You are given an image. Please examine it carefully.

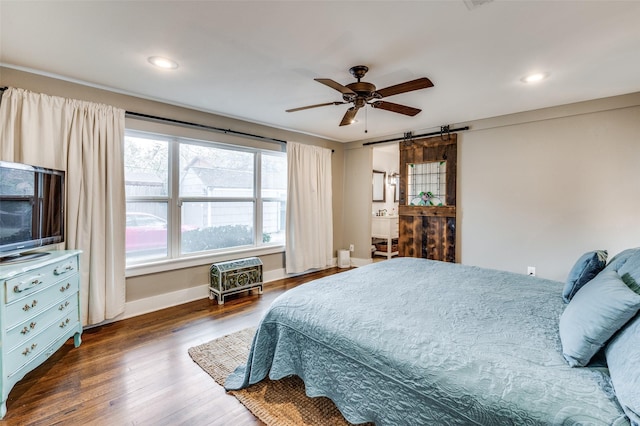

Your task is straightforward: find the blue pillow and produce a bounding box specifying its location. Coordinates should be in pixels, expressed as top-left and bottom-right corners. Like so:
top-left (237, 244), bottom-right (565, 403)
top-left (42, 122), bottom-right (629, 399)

top-left (559, 269), bottom-right (640, 367)
top-left (562, 250), bottom-right (607, 303)
top-left (605, 247), bottom-right (640, 273)
top-left (605, 311), bottom-right (640, 426)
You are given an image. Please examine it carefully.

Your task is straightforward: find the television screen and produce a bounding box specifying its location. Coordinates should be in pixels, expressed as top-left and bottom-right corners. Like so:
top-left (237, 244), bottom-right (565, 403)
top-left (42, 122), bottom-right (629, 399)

top-left (0, 161), bottom-right (65, 262)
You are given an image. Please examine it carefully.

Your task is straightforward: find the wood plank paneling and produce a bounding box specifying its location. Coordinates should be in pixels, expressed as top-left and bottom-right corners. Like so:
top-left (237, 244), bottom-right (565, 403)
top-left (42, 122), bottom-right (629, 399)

top-left (398, 134), bottom-right (457, 262)
top-left (397, 205), bottom-right (456, 218)
top-left (399, 216), bottom-right (455, 262)
top-left (423, 216), bottom-right (456, 262)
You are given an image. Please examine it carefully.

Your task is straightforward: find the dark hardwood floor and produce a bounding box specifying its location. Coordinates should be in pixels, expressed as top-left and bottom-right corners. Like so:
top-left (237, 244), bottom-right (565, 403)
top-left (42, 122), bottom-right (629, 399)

top-left (2, 267), bottom-right (349, 426)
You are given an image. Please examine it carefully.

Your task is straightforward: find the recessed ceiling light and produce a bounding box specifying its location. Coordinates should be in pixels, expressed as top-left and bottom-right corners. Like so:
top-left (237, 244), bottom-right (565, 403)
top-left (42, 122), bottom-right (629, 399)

top-left (148, 56), bottom-right (179, 70)
top-left (521, 72), bottom-right (549, 83)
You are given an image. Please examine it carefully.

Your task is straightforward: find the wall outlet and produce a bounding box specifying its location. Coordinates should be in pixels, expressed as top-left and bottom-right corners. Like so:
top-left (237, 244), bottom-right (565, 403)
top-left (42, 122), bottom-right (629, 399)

top-left (349, 244), bottom-right (354, 252)
top-left (527, 266), bottom-right (536, 276)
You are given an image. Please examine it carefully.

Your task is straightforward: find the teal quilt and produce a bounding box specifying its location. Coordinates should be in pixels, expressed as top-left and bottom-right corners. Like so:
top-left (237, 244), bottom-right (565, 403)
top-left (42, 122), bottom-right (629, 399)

top-left (226, 258), bottom-right (628, 425)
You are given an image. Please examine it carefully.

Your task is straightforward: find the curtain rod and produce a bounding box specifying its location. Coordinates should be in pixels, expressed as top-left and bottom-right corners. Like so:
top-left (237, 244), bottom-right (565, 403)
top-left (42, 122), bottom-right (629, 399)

top-left (1, 93), bottom-right (332, 152)
top-left (0, 87), bottom-right (286, 145)
top-left (362, 125), bottom-right (470, 146)
top-left (125, 111), bottom-right (287, 146)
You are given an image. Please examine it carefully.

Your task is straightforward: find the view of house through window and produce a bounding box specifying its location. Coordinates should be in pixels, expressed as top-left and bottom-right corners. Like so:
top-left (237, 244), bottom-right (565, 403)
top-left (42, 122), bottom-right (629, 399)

top-left (124, 131), bottom-right (286, 265)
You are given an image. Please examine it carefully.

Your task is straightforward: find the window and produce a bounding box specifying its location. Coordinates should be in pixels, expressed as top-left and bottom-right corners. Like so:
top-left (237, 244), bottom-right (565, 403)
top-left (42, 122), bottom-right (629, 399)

top-left (407, 161), bottom-right (446, 206)
top-left (124, 131), bottom-right (286, 265)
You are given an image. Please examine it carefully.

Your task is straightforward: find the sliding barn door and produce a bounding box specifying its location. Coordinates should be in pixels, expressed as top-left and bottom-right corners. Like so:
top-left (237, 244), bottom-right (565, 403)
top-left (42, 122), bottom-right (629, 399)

top-left (398, 134), bottom-right (457, 262)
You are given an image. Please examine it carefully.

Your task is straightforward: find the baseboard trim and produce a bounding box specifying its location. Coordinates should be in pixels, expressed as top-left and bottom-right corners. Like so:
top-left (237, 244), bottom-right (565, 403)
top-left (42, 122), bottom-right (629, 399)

top-left (109, 260), bottom-right (370, 325)
top-left (350, 257), bottom-right (372, 268)
top-left (115, 267), bottom-right (288, 322)
top-left (120, 284), bottom-right (206, 321)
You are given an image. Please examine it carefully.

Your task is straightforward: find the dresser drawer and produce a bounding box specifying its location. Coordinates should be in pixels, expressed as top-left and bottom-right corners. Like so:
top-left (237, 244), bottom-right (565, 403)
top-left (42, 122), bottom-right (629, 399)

top-left (4, 257), bottom-right (79, 304)
top-left (5, 306), bottom-right (80, 378)
top-left (5, 292), bottom-right (78, 352)
top-left (5, 274), bottom-right (79, 329)
top-left (0, 250), bottom-right (82, 419)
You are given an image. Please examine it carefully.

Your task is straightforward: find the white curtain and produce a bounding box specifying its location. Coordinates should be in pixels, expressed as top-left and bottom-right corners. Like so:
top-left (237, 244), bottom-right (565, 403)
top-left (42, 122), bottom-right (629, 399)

top-left (0, 87), bottom-right (126, 325)
top-left (285, 142), bottom-right (333, 274)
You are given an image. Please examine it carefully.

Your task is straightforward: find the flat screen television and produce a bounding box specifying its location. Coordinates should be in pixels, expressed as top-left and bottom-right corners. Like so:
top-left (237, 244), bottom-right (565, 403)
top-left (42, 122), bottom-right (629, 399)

top-left (0, 160), bottom-right (65, 263)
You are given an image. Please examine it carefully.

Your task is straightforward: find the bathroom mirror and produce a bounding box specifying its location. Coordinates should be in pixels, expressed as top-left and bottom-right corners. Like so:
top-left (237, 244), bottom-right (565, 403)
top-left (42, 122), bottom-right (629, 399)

top-left (372, 170), bottom-right (386, 202)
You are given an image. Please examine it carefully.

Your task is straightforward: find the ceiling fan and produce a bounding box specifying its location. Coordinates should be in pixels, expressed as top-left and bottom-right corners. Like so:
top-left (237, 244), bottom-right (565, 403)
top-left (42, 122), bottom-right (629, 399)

top-left (286, 65), bottom-right (434, 127)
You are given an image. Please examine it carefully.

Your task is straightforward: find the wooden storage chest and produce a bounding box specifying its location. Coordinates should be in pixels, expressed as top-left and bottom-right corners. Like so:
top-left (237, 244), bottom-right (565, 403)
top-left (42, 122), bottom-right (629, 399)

top-left (209, 257), bottom-right (263, 304)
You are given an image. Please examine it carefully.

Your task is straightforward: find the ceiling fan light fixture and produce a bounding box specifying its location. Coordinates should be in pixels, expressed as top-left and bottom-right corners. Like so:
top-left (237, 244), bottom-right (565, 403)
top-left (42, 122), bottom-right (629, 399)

top-left (148, 56), bottom-right (179, 70)
top-left (289, 66), bottom-right (433, 127)
top-left (521, 72), bottom-right (549, 83)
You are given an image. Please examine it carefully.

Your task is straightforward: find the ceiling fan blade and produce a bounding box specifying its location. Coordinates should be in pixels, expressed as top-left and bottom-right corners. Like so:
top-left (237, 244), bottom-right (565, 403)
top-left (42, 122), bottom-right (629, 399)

top-left (375, 77), bottom-right (434, 98)
top-left (371, 101), bottom-right (421, 116)
top-left (339, 107), bottom-right (359, 126)
top-left (315, 78), bottom-right (357, 96)
top-left (286, 101), bottom-right (345, 113)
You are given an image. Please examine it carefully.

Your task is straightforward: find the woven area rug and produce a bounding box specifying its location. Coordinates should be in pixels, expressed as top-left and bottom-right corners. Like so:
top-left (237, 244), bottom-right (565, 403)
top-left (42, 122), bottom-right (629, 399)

top-left (188, 327), bottom-right (367, 426)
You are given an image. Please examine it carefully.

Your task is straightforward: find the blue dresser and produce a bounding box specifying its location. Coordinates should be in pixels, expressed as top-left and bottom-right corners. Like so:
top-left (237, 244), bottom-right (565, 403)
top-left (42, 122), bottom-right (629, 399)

top-left (0, 250), bottom-right (82, 418)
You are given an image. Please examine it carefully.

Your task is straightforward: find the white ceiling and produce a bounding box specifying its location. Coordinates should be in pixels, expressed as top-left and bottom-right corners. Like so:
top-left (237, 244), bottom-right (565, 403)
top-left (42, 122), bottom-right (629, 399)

top-left (1, 1), bottom-right (639, 143)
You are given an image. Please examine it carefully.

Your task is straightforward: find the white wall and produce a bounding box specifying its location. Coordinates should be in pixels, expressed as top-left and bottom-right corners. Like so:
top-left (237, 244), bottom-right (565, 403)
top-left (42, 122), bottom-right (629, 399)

top-left (460, 99), bottom-right (640, 280)
top-left (345, 92), bottom-right (640, 280)
top-left (342, 146), bottom-right (373, 263)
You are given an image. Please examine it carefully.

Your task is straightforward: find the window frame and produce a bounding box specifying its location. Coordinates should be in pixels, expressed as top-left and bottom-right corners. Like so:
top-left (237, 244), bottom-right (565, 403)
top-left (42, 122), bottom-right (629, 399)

top-left (124, 130), bottom-right (286, 276)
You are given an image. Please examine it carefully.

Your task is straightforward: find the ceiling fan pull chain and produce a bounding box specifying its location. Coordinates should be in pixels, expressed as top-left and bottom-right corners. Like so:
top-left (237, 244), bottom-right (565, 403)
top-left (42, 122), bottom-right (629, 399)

top-left (365, 106), bottom-right (368, 133)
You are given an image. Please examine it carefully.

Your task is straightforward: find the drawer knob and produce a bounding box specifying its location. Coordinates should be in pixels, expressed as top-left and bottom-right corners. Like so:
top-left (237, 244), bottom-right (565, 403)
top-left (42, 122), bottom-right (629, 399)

top-left (58, 301), bottom-right (70, 311)
top-left (22, 343), bottom-right (37, 356)
top-left (21, 322), bottom-right (37, 334)
top-left (60, 283), bottom-right (71, 292)
top-left (22, 300), bottom-right (37, 311)
top-left (59, 318), bottom-right (71, 328)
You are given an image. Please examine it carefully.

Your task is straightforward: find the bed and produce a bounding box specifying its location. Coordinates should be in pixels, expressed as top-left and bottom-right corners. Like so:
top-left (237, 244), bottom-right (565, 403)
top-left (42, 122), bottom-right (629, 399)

top-left (226, 250), bottom-right (640, 425)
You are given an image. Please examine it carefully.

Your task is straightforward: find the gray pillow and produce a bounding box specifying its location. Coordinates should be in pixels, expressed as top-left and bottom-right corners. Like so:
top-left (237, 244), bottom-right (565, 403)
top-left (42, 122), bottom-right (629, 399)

top-left (562, 250), bottom-right (607, 303)
top-left (605, 310), bottom-right (640, 426)
top-left (559, 269), bottom-right (640, 367)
